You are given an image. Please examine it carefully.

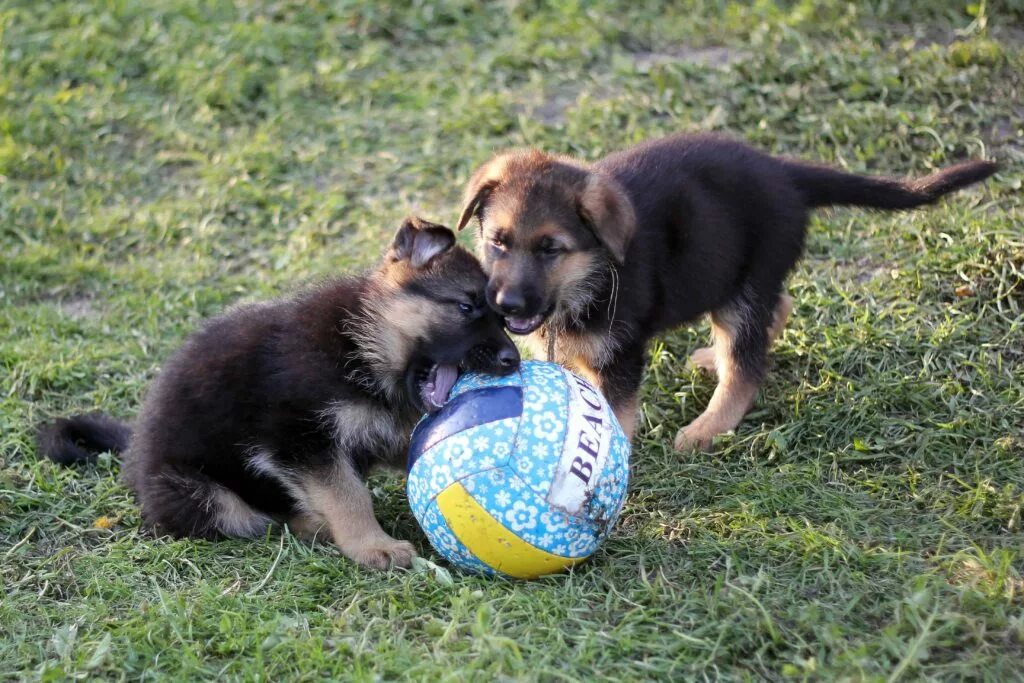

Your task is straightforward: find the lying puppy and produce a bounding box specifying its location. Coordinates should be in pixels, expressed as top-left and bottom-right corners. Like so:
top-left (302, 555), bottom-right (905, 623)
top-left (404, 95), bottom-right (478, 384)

top-left (455, 133), bottom-right (997, 449)
top-left (39, 217), bottom-right (519, 569)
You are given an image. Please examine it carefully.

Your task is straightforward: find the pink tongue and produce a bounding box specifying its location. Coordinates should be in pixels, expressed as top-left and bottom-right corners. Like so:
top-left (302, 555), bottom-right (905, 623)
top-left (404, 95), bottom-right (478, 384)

top-left (430, 364), bottom-right (459, 405)
top-left (508, 316), bottom-right (539, 330)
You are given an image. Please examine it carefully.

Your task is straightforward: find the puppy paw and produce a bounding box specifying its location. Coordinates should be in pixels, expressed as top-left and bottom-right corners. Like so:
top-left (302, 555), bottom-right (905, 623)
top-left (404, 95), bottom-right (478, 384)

top-left (687, 347), bottom-right (717, 375)
top-left (351, 537), bottom-right (417, 571)
top-left (674, 423), bottom-right (715, 452)
top-left (286, 513), bottom-right (328, 542)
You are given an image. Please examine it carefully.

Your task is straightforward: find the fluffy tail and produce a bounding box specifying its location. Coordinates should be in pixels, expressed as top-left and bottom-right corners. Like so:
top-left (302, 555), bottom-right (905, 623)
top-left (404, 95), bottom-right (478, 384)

top-left (37, 413), bottom-right (132, 465)
top-left (785, 158), bottom-right (998, 209)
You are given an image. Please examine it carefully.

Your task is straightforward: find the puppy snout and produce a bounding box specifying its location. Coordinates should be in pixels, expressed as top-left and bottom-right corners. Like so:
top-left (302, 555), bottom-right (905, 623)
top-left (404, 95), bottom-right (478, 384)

top-left (464, 343), bottom-right (520, 376)
top-left (492, 287), bottom-right (526, 316)
top-left (496, 343), bottom-right (520, 374)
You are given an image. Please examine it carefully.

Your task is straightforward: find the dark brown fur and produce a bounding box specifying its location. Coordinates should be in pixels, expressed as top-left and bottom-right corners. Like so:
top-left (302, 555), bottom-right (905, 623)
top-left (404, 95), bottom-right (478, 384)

top-left (457, 133), bottom-right (997, 448)
top-left (38, 217), bottom-right (519, 569)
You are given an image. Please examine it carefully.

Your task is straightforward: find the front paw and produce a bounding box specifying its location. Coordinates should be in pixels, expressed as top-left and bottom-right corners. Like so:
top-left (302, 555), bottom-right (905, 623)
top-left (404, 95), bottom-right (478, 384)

top-left (687, 346), bottom-right (717, 375)
top-left (674, 422), bottom-right (715, 452)
top-left (351, 536), bottom-right (417, 570)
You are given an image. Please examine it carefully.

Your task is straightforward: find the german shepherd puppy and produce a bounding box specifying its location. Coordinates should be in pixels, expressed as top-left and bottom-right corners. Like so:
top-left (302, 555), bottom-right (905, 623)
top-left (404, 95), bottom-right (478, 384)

top-left (38, 217), bottom-right (519, 569)
top-left (455, 133), bottom-right (997, 449)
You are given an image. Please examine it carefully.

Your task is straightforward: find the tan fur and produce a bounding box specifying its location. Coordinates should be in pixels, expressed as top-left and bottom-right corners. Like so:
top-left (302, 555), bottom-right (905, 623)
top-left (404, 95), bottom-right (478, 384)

top-left (768, 293), bottom-right (793, 342)
top-left (212, 486), bottom-right (273, 537)
top-left (578, 173), bottom-right (637, 264)
top-left (458, 150), bottom-right (594, 232)
top-left (286, 512), bottom-right (328, 542)
top-left (457, 154), bottom-right (515, 231)
top-left (687, 293), bottom-right (792, 382)
top-left (688, 346), bottom-right (718, 374)
top-left (484, 205), bottom-right (519, 235)
top-left (320, 400), bottom-right (404, 468)
top-left (675, 307), bottom-right (761, 450)
top-left (346, 286), bottom-right (441, 402)
top-left (244, 448), bottom-right (309, 512)
top-left (535, 328), bottom-right (619, 379)
top-left (549, 251), bottom-right (604, 327)
top-left (375, 293), bottom-right (433, 371)
top-left (299, 460), bottom-right (415, 570)
top-left (612, 393), bottom-right (639, 439)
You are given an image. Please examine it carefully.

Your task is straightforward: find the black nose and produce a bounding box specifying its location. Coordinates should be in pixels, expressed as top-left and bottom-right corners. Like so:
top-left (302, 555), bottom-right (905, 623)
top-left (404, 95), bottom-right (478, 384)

top-left (494, 288), bottom-right (526, 316)
top-left (497, 344), bottom-right (520, 373)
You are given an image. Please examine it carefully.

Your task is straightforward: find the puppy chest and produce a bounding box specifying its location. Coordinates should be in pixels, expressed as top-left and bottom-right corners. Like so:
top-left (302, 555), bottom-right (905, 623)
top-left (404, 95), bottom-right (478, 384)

top-left (539, 329), bottom-right (619, 370)
top-left (325, 401), bottom-right (410, 467)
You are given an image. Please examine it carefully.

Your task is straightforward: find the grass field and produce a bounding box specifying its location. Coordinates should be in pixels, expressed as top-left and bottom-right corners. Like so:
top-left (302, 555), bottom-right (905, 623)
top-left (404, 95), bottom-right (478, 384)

top-left (2, 0), bottom-right (1023, 679)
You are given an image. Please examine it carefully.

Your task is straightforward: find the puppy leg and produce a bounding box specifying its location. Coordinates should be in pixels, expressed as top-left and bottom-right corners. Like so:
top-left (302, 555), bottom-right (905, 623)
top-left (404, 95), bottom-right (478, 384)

top-left (300, 459), bottom-right (415, 570)
top-left (768, 292), bottom-right (793, 343)
top-left (675, 292), bottom-right (772, 451)
top-left (689, 292), bottom-right (791, 377)
top-left (688, 345), bottom-right (717, 375)
top-left (210, 486), bottom-right (275, 538)
top-left (610, 393), bottom-right (639, 439)
top-left (286, 512), bottom-right (328, 542)
top-left (139, 465), bottom-right (272, 539)
top-left (579, 363), bottom-right (640, 438)
top-left (589, 347), bottom-right (646, 440)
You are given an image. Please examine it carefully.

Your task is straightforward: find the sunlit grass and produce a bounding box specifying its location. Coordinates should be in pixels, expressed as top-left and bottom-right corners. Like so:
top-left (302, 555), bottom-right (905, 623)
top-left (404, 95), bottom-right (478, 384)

top-left (2, 1), bottom-right (1022, 679)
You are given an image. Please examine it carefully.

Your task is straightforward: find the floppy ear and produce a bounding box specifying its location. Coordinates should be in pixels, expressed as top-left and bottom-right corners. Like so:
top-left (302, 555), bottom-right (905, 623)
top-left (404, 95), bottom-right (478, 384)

top-left (577, 173), bottom-right (637, 264)
top-left (391, 217), bottom-right (456, 268)
top-left (456, 155), bottom-right (511, 231)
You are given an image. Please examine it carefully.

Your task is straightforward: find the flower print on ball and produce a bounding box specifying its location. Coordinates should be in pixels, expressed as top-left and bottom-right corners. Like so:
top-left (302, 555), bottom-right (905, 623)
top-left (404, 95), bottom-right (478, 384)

top-left (504, 500), bottom-right (539, 532)
top-left (406, 361), bottom-right (631, 579)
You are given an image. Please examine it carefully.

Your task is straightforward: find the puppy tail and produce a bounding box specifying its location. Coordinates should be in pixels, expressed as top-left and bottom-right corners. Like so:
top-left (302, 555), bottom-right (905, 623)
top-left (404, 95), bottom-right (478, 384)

top-left (786, 158), bottom-right (998, 210)
top-left (37, 413), bottom-right (132, 465)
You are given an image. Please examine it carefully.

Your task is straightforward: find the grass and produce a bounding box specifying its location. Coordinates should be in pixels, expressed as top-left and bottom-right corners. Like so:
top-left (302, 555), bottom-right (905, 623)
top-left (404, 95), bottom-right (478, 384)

top-left (2, 0), bottom-right (1022, 679)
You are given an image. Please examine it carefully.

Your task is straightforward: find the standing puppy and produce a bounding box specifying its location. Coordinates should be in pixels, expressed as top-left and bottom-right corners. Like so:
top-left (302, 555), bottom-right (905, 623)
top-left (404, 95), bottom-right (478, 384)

top-left (456, 133), bottom-right (997, 449)
top-left (39, 218), bottom-right (519, 569)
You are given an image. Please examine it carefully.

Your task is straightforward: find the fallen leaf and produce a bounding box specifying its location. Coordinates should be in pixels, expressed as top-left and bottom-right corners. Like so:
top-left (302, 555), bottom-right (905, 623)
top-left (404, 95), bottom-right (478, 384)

top-left (92, 516), bottom-right (117, 530)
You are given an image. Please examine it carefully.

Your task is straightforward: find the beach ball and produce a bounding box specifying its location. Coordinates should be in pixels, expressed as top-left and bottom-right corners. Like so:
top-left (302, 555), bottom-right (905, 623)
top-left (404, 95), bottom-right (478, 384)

top-left (406, 360), bottom-right (631, 579)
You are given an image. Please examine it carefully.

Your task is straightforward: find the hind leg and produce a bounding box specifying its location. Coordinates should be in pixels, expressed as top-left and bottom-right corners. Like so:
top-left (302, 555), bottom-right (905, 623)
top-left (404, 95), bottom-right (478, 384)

top-left (689, 291), bottom-right (792, 377)
top-left (675, 289), bottom-right (776, 451)
top-left (138, 465), bottom-right (273, 539)
top-left (687, 346), bottom-right (718, 374)
top-left (768, 292), bottom-right (793, 343)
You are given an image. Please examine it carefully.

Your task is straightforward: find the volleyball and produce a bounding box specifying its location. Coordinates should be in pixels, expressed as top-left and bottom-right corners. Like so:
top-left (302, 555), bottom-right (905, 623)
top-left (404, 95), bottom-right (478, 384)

top-left (406, 360), bottom-right (631, 579)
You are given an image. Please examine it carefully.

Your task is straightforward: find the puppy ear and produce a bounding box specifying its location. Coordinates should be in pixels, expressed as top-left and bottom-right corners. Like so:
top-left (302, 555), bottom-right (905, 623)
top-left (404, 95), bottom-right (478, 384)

top-left (456, 155), bottom-right (512, 231)
top-left (577, 173), bottom-right (637, 264)
top-left (391, 217), bottom-right (456, 268)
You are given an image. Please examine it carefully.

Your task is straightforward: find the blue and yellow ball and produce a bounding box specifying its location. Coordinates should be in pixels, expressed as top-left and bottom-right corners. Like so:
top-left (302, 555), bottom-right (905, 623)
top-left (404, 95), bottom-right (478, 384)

top-left (406, 360), bottom-right (631, 579)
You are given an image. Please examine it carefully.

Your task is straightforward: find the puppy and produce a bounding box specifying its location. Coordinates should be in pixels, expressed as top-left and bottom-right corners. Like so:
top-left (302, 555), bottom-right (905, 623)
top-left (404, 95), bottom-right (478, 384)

top-left (455, 133), bottom-right (997, 449)
top-left (38, 217), bottom-right (519, 569)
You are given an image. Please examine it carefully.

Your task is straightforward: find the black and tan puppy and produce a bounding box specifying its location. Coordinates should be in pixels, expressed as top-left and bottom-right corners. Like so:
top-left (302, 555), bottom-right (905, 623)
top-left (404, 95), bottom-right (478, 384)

top-left (38, 217), bottom-right (519, 569)
top-left (456, 133), bottom-right (996, 449)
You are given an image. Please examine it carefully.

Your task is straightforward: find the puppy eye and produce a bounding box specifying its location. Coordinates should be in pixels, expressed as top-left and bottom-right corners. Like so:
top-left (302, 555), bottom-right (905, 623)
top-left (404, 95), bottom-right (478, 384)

top-left (490, 237), bottom-right (506, 251)
top-left (458, 302), bottom-right (474, 315)
top-left (540, 241), bottom-right (565, 256)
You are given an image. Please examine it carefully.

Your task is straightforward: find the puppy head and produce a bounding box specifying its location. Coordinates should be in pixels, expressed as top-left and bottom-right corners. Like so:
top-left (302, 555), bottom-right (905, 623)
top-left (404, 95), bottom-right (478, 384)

top-left (370, 217), bottom-right (519, 411)
top-left (456, 151), bottom-right (636, 335)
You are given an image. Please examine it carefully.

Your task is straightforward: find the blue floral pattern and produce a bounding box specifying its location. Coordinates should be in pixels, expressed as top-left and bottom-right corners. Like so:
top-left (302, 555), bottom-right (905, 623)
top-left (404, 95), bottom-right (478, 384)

top-left (408, 360), bottom-right (631, 577)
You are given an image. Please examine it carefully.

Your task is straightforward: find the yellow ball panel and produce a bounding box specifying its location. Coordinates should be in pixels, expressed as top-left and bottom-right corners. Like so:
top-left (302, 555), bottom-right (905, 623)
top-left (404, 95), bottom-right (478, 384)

top-left (436, 482), bottom-right (586, 579)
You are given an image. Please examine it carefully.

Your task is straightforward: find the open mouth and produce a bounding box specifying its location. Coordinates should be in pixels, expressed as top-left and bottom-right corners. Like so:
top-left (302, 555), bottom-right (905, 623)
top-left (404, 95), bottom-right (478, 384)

top-left (417, 363), bottom-right (460, 413)
top-left (504, 314), bottom-right (546, 335)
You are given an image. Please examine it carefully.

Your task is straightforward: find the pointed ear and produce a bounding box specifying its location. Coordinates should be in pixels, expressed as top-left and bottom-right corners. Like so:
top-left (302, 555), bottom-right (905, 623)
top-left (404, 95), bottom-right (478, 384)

top-left (456, 155), bottom-right (513, 231)
top-left (577, 173), bottom-right (637, 264)
top-left (390, 217), bottom-right (456, 268)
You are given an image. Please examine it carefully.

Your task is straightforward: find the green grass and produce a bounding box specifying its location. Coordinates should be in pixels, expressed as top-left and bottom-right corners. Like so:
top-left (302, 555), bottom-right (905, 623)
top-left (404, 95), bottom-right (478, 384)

top-left (2, 0), bottom-right (1023, 679)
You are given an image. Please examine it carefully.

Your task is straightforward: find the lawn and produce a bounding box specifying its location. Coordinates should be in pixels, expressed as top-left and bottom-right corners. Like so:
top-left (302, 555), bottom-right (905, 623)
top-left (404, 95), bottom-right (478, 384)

top-left (2, 0), bottom-right (1022, 679)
